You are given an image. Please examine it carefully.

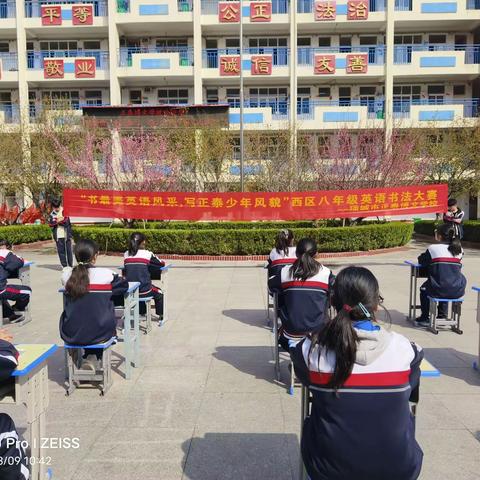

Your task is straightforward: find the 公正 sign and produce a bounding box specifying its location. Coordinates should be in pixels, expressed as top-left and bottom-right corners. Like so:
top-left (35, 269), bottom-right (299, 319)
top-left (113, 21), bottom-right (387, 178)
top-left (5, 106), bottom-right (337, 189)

top-left (63, 184), bottom-right (447, 221)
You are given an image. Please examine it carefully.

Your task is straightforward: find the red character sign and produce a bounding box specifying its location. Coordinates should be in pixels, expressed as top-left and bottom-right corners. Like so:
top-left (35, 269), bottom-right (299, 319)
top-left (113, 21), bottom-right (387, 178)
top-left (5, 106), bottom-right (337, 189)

top-left (314, 1), bottom-right (336, 20)
top-left (220, 56), bottom-right (240, 76)
top-left (218, 2), bottom-right (240, 22)
top-left (41, 5), bottom-right (62, 25)
top-left (250, 2), bottom-right (272, 21)
top-left (346, 54), bottom-right (368, 73)
top-left (251, 55), bottom-right (272, 75)
top-left (314, 55), bottom-right (335, 74)
top-left (44, 59), bottom-right (64, 79)
top-left (72, 4), bottom-right (93, 25)
top-left (75, 58), bottom-right (96, 78)
top-left (347, 0), bottom-right (368, 19)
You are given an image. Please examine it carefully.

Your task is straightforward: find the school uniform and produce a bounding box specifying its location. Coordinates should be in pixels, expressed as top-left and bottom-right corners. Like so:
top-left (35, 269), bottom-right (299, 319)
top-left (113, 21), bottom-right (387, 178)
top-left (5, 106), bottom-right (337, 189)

top-left (278, 264), bottom-right (333, 349)
top-left (0, 414), bottom-right (30, 480)
top-left (48, 209), bottom-right (73, 267)
top-left (417, 243), bottom-right (467, 321)
top-left (443, 208), bottom-right (464, 239)
top-left (291, 323), bottom-right (424, 480)
top-left (267, 246), bottom-right (297, 293)
top-left (0, 249), bottom-right (31, 319)
top-left (123, 249), bottom-right (165, 317)
top-left (60, 267), bottom-right (129, 346)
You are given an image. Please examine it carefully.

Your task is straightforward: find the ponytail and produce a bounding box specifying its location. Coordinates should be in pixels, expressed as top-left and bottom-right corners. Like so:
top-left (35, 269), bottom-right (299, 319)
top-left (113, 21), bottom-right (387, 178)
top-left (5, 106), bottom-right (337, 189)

top-left (275, 229), bottom-right (294, 256)
top-left (290, 238), bottom-right (320, 281)
top-left (128, 232), bottom-right (146, 257)
top-left (65, 239), bottom-right (99, 299)
top-left (436, 223), bottom-right (462, 256)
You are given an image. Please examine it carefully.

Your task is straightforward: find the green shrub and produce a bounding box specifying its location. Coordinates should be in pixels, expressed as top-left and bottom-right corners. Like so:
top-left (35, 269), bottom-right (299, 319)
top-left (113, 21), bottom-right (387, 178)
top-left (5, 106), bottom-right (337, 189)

top-left (0, 225), bottom-right (52, 245)
top-left (414, 220), bottom-right (480, 243)
top-left (74, 222), bottom-right (413, 255)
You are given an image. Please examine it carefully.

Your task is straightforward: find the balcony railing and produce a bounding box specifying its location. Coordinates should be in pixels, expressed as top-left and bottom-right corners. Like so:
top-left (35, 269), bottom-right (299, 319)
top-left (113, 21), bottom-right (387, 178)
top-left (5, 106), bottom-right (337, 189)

top-left (393, 98), bottom-right (479, 118)
top-left (298, 0), bottom-right (384, 14)
top-left (117, 0), bottom-right (192, 12)
top-left (394, 44), bottom-right (480, 64)
top-left (29, 101), bottom-right (110, 123)
top-left (0, 1), bottom-right (15, 18)
top-left (0, 52), bottom-right (18, 71)
top-left (467, 0), bottom-right (480, 9)
top-left (394, 0), bottom-right (411, 10)
top-left (298, 46), bottom-right (385, 65)
top-left (118, 46), bottom-right (194, 67)
top-left (202, 47), bottom-right (289, 68)
top-left (27, 50), bottom-right (109, 69)
top-left (201, 0), bottom-right (289, 14)
top-left (25, 0), bottom-right (108, 17)
top-left (0, 103), bottom-right (19, 123)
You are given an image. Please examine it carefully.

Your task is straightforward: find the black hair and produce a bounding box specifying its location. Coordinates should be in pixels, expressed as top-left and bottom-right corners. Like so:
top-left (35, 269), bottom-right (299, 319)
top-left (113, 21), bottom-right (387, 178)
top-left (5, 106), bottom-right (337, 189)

top-left (0, 239), bottom-right (12, 250)
top-left (128, 232), bottom-right (146, 257)
top-left (309, 266), bottom-right (380, 390)
top-left (436, 223), bottom-right (462, 256)
top-left (290, 238), bottom-right (320, 281)
top-left (447, 198), bottom-right (457, 207)
top-left (275, 229), bottom-right (294, 256)
top-left (65, 239), bottom-right (99, 299)
top-left (51, 198), bottom-right (62, 209)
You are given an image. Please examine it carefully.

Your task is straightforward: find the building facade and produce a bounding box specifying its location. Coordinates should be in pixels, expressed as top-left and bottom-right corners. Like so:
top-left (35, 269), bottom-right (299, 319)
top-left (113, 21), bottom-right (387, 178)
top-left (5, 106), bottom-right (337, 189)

top-left (0, 0), bottom-right (479, 212)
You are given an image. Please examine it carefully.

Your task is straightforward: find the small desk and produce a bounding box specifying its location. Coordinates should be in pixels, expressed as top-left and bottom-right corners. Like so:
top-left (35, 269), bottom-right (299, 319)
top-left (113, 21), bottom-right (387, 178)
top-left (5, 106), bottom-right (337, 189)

top-left (404, 260), bottom-right (422, 322)
top-left (2, 261), bottom-right (34, 326)
top-left (0, 344), bottom-right (57, 480)
top-left (472, 287), bottom-right (480, 371)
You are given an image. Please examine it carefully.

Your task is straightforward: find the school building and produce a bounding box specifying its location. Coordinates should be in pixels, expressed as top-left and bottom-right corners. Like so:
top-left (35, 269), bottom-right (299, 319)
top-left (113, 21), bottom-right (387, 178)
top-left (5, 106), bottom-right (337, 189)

top-left (1, 0), bottom-right (480, 216)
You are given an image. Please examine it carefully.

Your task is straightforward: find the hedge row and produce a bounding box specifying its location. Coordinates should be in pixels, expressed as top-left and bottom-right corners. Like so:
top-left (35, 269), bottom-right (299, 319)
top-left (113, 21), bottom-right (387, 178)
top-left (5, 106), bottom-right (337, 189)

top-left (73, 222), bottom-right (413, 255)
top-left (0, 225), bottom-right (52, 245)
top-left (414, 220), bottom-right (480, 242)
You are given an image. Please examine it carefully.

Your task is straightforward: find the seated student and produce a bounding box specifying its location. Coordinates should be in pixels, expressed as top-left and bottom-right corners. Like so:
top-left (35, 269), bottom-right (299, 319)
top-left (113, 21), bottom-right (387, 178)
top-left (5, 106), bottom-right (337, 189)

top-left (0, 240), bottom-right (31, 323)
top-left (267, 229), bottom-right (296, 294)
top-left (0, 330), bottom-right (29, 480)
top-left (60, 239), bottom-right (129, 369)
top-left (443, 198), bottom-right (464, 239)
top-left (278, 238), bottom-right (333, 350)
top-left (415, 223), bottom-right (467, 327)
top-left (292, 266), bottom-right (424, 480)
top-left (123, 232), bottom-right (165, 320)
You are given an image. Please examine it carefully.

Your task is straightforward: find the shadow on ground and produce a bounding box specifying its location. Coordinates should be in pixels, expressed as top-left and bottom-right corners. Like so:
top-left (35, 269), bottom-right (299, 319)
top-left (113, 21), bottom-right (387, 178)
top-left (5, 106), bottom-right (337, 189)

top-left (182, 432), bottom-right (299, 480)
top-left (222, 309), bottom-right (271, 330)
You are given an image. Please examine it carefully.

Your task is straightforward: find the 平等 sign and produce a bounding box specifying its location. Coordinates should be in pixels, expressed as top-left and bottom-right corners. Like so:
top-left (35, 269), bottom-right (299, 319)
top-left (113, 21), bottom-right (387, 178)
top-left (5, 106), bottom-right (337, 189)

top-left (63, 184), bottom-right (448, 221)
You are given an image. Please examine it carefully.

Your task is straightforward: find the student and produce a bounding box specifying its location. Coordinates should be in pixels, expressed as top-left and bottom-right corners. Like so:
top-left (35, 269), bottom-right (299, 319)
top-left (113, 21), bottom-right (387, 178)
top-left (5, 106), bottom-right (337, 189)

top-left (0, 240), bottom-right (31, 323)
top-left (278, 238), bottom-right (333, 349)
top-left (0, 331), bottom-right (29, 480)
top-left (443, 198), bottom-right (464, 239)
top-left (415, 223), bottom-right (467, 327)
top-left (60, 239), bottom-right (129, 368)
top-left (267, 229), bottom-right (296, 293)
top-left (292, 266), bottom-right (424, 480)
top-left (123, 232), bottom-right (165, 320)
top-left (48, 198), bottom-right (73, 268)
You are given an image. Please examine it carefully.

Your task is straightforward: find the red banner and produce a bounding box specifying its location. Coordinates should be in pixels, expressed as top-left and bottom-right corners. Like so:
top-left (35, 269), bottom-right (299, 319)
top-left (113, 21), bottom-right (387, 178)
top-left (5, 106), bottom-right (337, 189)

top-left (63, 185), bottom-right (448, 221)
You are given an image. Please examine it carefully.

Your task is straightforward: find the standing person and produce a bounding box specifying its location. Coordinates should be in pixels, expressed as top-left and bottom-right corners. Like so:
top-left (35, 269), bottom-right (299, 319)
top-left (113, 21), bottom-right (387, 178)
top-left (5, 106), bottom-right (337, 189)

top-left (415, 223), bottom-right (467, 327)
top-left (267, 229), bottom-right (296, 294)
top-left (292, 266), bottom-right (424, 480)
top-left (278, 238), bottom-right (333, 350)
top-left (123, 232), bottom-right (165, 321)
top-left (0, 240), bottom-right (31, 323)
top-left (443, 198), bottom-right (464, 239)
top-left (60, 239), bottom-right (129, 369)
top-left (48, 198), bottom-right (73, 268)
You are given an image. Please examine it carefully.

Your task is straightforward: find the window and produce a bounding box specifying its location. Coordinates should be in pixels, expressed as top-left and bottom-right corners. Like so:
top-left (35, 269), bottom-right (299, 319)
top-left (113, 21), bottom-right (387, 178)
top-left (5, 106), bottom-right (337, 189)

top-left (298, 38), bottom-right (311, 46)
top-left (429, 34), bottom-right (446, 44)
top-left (0, 43), bottom-right (8, 53)
top-left (339, 36), bottom-right (351, 53)
top-left (158, 89), bottom-right (189, 104)
top-left (248, 38), bottom-right (288, 65)
top-left (318, 87), bottom-right (331, 97)
top-left (453, 85), bottom-right (466, 96)
top-left (225, 38), bottom-right (240, 54)
top-left (231, 137), bottom-right (240, 160)
top-left (318, 37), bottom-right (331, 47)
top-left (83, 41), bottom-right (101, 50)
top-left (129, 90), bottom-right (142, 104)
top-left (156, 38), bottom-right (188, 50)
top-left (206, 88), bottom-right (218, 104)
top-left (85, 90), bottom-right (103, 106)
top-left (298, 87), bottom-right (310, 95)
top-left (39, 41), bottom-right (78, 52)
top-left (359, 86), bottom-right (376, 96)
top-left (394, 35), bottom-right (422, 44)
top-left (226, 88), bottom-right (240, 107)
top-left (42, 91), bottom-right (79, 109)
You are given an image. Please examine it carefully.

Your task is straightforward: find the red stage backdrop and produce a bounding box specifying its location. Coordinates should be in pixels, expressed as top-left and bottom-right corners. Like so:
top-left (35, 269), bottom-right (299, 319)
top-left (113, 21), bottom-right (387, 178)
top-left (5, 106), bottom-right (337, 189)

top-left (63, 184), bottom-right (447, 221)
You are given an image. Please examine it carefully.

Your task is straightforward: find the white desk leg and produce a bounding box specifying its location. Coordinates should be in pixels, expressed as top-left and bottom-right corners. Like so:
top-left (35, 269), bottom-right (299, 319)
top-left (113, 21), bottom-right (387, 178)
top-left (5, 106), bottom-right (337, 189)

top-left (133, 289), bottom-right (140, 368)
top-left (162, 271), bottom-right (168, 324)
top-left (18, 266), bottom-right (32, 326)
top-left (476, 292), bottom-right (480, 370)
top-left (123, 292), bottom-right (132, 380)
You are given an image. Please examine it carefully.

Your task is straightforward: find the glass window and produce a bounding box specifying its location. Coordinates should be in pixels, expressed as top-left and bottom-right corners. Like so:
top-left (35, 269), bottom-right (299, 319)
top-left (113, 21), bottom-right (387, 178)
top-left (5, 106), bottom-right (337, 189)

top-left (318, 87), bottom-right (331, 97)
top-left (453, 85), bottom-right (466, 96)
top-left (318, 37), bottom-right (331, 47)
top-left (157, 89), bottom-right (189, 104)
top-left (84, 41), bottom-right (101, 50)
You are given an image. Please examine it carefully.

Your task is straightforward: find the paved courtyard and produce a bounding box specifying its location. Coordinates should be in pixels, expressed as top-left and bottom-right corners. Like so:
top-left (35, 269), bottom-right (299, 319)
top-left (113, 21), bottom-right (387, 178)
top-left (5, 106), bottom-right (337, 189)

top-left (2, 239), bottom-right (480, 480)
